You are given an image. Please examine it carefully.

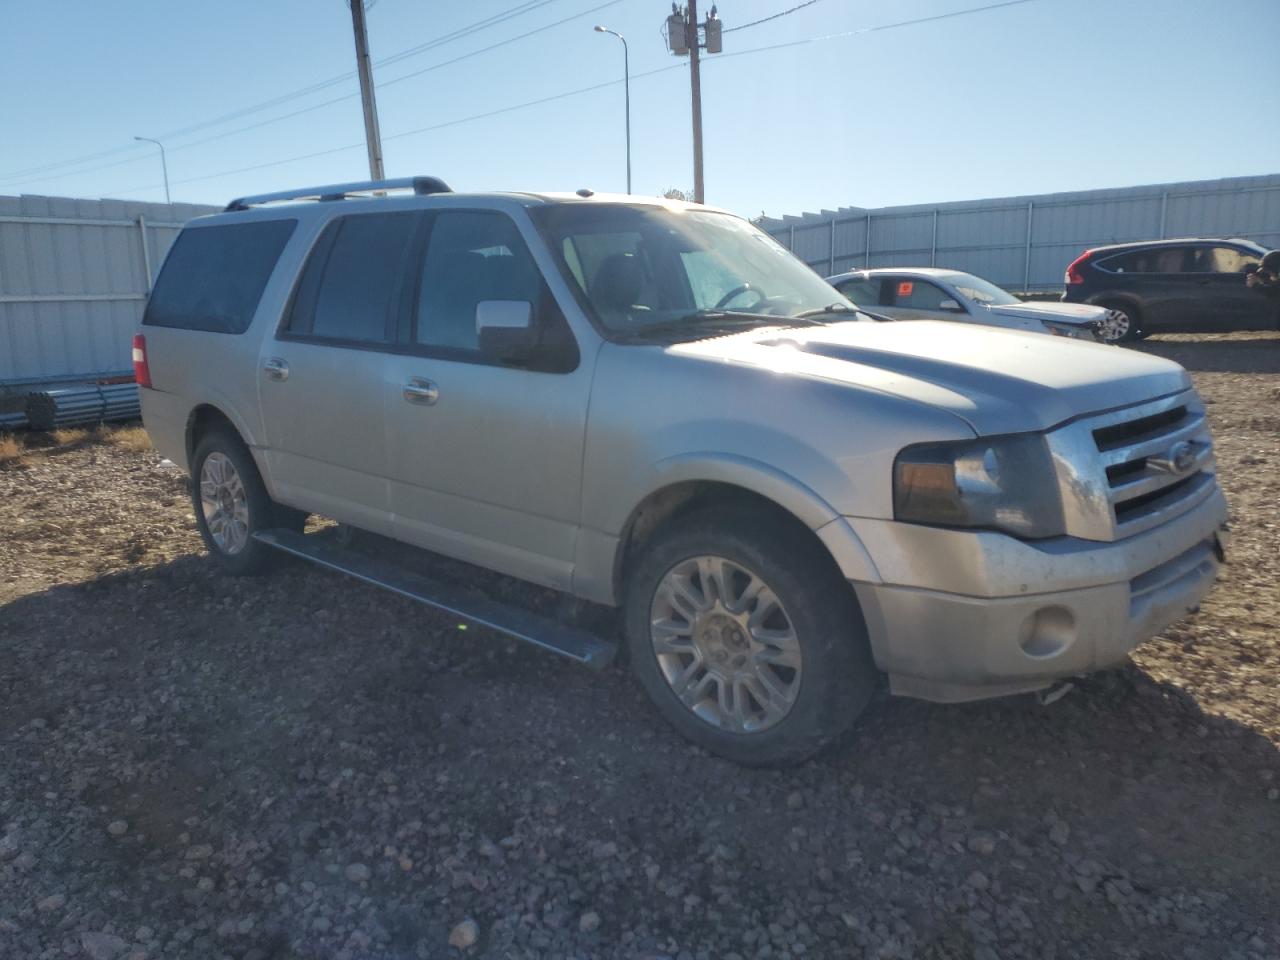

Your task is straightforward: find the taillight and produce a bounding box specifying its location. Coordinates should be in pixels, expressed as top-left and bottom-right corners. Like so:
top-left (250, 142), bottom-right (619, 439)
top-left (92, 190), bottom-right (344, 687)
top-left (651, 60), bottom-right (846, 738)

top-left (1064, 250), bottom-right (1092, 285)
top-left (132, 333), bottom-right (153, 389)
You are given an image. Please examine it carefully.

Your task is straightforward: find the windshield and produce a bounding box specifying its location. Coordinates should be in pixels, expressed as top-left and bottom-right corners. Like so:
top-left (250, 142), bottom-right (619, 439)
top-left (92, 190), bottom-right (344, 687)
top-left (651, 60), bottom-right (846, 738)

top-left (532, 203), bottom-right (858, 335)
top-left (943, 272), bottom-right (1021, 306)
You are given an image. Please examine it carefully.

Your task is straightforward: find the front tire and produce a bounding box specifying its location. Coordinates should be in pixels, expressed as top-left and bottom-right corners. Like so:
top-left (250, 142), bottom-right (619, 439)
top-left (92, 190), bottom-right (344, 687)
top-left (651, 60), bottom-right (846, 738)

top-left (190, 427), bottom-right (299, 576)
top-left (624, 506), bottom-right (877, 766)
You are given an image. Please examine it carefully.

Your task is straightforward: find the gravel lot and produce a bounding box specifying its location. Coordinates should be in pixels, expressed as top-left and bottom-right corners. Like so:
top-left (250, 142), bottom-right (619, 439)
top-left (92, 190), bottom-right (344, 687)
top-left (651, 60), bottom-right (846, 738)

top-left (2, 332), bottom-right (1278, 960)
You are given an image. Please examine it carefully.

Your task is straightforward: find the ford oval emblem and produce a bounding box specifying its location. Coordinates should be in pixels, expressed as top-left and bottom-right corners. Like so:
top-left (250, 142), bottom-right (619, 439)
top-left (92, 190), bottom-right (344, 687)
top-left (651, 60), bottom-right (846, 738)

top-left (1151, 440), bottom-right (1198, 475)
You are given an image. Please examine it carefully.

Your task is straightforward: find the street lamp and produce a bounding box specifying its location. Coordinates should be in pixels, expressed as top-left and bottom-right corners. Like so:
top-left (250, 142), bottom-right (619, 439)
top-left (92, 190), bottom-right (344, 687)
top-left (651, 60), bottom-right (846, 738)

top-left (594, 25), bottom-right (630, 194)
top-left (133, 136), bottom-right (171, 204)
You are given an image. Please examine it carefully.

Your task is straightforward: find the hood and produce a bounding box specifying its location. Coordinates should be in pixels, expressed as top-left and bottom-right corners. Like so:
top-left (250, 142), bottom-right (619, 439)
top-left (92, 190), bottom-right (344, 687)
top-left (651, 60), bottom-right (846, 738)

top-left (986, 300), bottom-right (1107, 326)
top-left (669, 320), bottom-right (1190, 435)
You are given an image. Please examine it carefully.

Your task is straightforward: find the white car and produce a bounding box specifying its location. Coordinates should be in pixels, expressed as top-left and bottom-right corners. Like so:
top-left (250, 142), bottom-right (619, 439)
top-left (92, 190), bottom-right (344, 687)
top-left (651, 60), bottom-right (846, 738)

top-left (827, 267), bottom-right (1103, 340)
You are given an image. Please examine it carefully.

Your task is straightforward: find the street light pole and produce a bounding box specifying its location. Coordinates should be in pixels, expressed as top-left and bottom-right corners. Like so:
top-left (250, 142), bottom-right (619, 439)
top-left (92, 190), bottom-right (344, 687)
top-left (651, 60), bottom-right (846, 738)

top-left (133, 136), bottom-right (170, 204)
top-left (594, 25), bottom-right (631, 194)
top-left (686, 0), bottom-right (704, 204)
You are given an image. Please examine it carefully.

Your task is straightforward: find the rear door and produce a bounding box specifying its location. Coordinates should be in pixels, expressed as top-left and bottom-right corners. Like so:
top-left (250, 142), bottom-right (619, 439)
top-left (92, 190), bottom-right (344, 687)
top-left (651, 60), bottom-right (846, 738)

top-left (1095, 245), bottom-right (1199, 329)
top-left (256, 211), bottom-right (423, 534)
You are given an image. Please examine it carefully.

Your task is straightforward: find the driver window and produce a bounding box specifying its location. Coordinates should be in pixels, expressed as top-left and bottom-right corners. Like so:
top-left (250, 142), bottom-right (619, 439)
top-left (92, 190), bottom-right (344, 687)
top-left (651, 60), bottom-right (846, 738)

top-left (889, 278), bottom-right (950, 310)
top-left (679, 249), bottom-right (745, 310)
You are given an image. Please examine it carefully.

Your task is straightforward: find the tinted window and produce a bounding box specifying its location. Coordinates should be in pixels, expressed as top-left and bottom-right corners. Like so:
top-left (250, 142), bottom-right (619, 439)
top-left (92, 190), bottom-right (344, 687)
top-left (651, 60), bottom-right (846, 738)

top-left (144, 220), bottom-right (295, 334)
top-left (415, 211), bottom-right (545, 351)
top-left (835, 277), bottom-right (885, 306)
top-left (1191, 246), bottom-right (1261, 273)
top-left (888, 278), bottom-right (950, 309)
top-left (1100, 247), bottom-right (1191, 274)
top-left (287, 212), bottom-right (420, 342)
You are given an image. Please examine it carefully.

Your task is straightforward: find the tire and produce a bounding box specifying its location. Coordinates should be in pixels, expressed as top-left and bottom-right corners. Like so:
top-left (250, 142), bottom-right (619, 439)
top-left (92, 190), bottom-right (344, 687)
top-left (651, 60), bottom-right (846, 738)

top-left (190, 427), bottom-right (302, 576)
top-left (623, 505), bottom-right (877, 766)
top-left (1095, 301), bottom-right (1142, 344)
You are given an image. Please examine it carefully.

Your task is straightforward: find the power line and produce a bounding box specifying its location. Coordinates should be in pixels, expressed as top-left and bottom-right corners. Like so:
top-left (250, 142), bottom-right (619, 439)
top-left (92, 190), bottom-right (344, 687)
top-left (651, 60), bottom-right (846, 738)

top-left (87, 0), bottom-right (1047, 198)
top-left (724, 0), bottom-right (824, 34)
top-left (0, 0), bottom-right (570, 184)
top-left (5, 0), bottom-right (623, 191)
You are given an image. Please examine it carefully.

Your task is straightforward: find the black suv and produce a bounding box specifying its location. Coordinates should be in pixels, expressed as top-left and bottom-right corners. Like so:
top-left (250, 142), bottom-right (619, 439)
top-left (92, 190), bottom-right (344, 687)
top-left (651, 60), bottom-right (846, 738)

top-left (1061, 237), bottom-right (1274, 342)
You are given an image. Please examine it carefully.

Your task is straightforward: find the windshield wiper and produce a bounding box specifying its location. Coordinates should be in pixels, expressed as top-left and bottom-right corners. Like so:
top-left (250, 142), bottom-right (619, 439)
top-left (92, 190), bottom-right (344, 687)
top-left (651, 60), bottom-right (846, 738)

top-left (794, 303), bottom-right (860, 321)
top-left (617, 310), bottom-right (821, 342)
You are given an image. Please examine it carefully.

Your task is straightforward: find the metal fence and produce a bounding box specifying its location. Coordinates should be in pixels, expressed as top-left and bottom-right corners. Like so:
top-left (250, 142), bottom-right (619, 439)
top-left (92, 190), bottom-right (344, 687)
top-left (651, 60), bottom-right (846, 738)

top-left (760, 174), bottom-right (1280, 293)
top-left (0, 194), bottom-right (217, 390)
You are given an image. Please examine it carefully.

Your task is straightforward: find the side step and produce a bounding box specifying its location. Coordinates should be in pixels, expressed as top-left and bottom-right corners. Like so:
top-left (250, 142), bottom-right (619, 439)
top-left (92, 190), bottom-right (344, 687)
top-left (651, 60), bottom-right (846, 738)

top-left (253, 528), bottom-right (617, 670)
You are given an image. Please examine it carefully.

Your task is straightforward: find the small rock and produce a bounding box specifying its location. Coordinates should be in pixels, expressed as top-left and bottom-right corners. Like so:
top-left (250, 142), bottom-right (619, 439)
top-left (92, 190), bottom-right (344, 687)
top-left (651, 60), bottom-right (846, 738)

top-left (1049, 821), bottom-right (1070, 846)
top-left (593, 841), bottom-right (619, 860)
top-left (107, 820), bottom-right (129, 838)
top-left (344, 863), bottom-right (371, 883)
top-left (134, 927), bottom-right (154, 942)
top-left (786, 791), bottom-right (805, 810)
top-left (184, 844), bottom-right (213, 861)
top-left (967, 834), bottom-right (996, 856)
top-left (448, 918), bottom-right (479, 949)
top-left (35, 893), bottom-right (66, 913)
top-left (579, 911), bottom-right (601, 933)
top-left (1076, 875), bottom-right (1099, 896)
top-left (968, 871), bottom-right (990, 891)
top-left (81, 933), bottom-right (128, 960)
top-left (0, 835), bottom-right (19, 863)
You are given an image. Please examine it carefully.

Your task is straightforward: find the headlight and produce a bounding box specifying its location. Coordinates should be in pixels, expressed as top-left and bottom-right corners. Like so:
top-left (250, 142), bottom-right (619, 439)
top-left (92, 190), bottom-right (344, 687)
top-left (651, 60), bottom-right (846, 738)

top-left (893, 435), bottom-right (1065, 538)
top-left (1043, 321), bottom-right (1096, 341)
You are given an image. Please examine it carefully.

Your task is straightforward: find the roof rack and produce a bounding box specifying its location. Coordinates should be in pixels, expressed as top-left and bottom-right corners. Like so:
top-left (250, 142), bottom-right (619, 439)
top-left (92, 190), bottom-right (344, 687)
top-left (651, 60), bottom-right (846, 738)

top-left (224, 176), bottom-right (452, 212)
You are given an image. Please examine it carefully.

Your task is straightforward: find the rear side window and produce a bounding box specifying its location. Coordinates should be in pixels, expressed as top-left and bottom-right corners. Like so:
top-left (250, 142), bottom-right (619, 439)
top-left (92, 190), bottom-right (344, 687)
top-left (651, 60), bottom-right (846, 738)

top-left (285, 212), bottom-right (421, 343)
top-left (835, 277), bottom-right (886, 306)
top-left (1099, 247), bottom-right (1192, 274)
top-left (143, 220), bottom-right (296, 333)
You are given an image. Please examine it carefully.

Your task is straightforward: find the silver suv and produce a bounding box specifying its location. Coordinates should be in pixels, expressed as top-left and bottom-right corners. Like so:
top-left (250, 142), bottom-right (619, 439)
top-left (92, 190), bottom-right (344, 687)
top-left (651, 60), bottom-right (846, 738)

top-left (138, 177), bottom-right (1229, 765)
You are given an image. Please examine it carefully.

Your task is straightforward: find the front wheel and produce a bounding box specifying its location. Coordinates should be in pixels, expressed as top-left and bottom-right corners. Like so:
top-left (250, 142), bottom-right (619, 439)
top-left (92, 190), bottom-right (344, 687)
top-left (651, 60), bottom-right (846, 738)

top-left (1097, 303), bottom-right (1142, 344)
top-left (624, 506), bottom-right (876, 766)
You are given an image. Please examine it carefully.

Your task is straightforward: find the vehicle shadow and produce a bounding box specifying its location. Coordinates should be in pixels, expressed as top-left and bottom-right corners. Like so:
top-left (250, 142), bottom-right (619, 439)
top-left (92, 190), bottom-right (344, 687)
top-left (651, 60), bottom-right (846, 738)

top-left (1134, 334), bottom-right (1280, 374)
top-left (3, 555), bottom-right (1278, 955)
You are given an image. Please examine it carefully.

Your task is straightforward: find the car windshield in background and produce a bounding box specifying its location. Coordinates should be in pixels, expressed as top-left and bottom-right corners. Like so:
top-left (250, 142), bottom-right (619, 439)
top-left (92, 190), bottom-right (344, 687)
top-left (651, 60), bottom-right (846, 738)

top-left (944, 272), bottom-right (1020, 306)
top-left (533, 203), bottom-right (860, 337)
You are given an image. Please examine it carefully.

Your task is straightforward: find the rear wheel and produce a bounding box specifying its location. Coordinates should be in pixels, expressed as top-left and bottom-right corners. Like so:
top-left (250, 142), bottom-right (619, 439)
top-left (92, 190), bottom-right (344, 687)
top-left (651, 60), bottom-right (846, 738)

top-left (1096, 302), bottom-right (1142, 344)
top-left (190, 427), bottom-right (302, 575)
top-left (624, 506), bottom-right (876, 766)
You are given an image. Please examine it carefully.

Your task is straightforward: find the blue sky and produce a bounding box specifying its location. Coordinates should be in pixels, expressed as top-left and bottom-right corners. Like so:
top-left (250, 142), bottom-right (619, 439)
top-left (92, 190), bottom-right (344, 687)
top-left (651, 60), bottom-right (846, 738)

top-left (1, 0), bottom-right (1277, 219)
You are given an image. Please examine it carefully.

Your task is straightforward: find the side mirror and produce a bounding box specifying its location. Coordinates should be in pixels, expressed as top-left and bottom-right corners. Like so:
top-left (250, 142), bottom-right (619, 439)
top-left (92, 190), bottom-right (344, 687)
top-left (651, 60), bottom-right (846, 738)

top-left (476, 300), bottom-right (535, 364)
top-left (938, 298), bottom-right (964, 313)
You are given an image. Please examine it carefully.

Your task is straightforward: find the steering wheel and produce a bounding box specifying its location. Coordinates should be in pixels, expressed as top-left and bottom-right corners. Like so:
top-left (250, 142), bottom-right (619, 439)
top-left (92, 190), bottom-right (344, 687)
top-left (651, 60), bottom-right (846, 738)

top-left (714, 283), bottom-right (767, 311)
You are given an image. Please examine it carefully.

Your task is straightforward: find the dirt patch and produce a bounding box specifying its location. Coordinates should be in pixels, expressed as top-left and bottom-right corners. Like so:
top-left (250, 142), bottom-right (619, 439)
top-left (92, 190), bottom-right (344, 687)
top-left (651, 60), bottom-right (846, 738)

top-left (1, 333), bottom-right (1278, 959)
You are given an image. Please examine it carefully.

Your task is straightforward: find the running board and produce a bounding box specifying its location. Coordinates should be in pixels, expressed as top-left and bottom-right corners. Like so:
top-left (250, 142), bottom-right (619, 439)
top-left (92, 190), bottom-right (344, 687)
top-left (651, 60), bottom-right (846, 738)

top-left (252, 528), bottom-right (617, 670)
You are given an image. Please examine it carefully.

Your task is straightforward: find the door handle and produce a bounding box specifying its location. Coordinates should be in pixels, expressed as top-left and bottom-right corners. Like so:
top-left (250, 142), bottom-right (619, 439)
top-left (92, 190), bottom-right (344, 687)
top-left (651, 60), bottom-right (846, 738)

top-left (263, 357), bottom-right (289, 381)
top-left (403, 377), bottom-right (439, 405)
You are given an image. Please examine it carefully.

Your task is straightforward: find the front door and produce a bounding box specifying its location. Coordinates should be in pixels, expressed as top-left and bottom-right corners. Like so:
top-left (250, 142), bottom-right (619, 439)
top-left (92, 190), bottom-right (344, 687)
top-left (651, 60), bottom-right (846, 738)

top-left (878, 276), bottom-right (968, 322)
top-left (257, 210), bottom-right (422, 533)
top-left (382, 208), bottom-right (592, 591)
top-left (1185, 245), bottom-right (1269, 329)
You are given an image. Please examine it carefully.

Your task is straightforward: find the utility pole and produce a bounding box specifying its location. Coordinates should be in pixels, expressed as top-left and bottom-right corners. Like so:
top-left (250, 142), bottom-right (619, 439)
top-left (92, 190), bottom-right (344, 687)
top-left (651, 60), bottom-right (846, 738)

top-left (687, 0), bottom-right (704, 204)
top-left (665, 4), bottom-right (721, 204)
top-left (348, 0), bottom-right (385, 180)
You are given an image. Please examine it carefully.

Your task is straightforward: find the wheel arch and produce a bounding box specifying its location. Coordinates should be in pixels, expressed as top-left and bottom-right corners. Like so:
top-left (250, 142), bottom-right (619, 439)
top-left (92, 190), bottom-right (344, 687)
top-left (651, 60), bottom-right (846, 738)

top-left (608, 460), bottom-right (881, 606)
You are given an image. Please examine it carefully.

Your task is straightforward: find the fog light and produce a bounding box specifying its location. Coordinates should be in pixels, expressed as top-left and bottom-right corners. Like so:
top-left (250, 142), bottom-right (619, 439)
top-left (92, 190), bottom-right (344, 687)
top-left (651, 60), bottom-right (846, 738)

top-left (1018, 606), bottom-right (1076, 659)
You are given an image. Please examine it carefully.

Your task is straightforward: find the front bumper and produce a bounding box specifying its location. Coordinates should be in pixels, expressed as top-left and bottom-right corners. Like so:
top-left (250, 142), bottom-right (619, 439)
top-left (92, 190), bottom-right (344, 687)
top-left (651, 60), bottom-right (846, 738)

top-left (849, 486), bottom-right (1228, 703)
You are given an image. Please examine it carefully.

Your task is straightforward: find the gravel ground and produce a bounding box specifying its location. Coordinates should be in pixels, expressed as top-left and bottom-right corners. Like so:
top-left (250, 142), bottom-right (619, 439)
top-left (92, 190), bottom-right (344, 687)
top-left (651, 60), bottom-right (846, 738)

top-left (1, 332), bottom-right (1278, 960)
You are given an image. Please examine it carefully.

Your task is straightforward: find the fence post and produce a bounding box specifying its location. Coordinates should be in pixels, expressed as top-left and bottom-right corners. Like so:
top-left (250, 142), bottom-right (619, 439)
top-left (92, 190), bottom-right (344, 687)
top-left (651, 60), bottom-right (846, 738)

top-left (137, 215), bottom-right (153, 291)
top-left (864, 214), bottom-right (871, 268)
top-left (1023, 201), bottom-right (1034, 295)
top-left (788, 225), bottom-right (795, 252)
top-left (828, 218), bottom-right (836, 276)
top-left (1158, 191), bottom-right (1168, 238)
top-left (930, 209), bottom-right (938, 267)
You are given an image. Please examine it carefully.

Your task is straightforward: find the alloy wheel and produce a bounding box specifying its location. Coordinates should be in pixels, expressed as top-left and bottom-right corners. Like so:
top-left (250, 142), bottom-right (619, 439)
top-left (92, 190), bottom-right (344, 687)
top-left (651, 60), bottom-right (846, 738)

top-left (199, 452), bottom-right (250, 555)
top-left (649, 555), bottom-right (802, 733)
top-left (1100, 308), bottom-right (1132, 343)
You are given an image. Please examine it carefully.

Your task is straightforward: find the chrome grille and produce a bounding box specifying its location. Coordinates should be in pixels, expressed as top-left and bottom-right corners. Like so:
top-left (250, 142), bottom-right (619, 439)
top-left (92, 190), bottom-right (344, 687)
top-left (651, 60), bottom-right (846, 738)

top-left (1090, 393), bottom-right (1216, 538)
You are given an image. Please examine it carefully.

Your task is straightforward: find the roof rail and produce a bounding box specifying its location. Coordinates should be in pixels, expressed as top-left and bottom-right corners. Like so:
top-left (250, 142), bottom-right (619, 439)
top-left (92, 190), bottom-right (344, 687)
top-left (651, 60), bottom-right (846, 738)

top-left (224, 176), bottom-right (452, 212)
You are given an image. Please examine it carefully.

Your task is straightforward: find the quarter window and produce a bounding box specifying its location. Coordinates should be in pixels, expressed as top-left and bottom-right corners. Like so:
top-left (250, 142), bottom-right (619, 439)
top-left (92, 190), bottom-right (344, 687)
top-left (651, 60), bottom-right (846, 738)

top-left (144, 220), bottom-right (296, 334)
top-left (286, 212), bottom-right (421, 342)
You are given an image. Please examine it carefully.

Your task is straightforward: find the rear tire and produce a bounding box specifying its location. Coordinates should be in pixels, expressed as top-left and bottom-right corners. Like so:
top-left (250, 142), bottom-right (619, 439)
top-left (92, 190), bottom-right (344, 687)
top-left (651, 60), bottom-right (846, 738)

top-left (623, 505), bottom-right (877, 766)
top-left (190, 427), bottom-right (303, 576)
top-left (1095, 301), bottom-right (1142, 344)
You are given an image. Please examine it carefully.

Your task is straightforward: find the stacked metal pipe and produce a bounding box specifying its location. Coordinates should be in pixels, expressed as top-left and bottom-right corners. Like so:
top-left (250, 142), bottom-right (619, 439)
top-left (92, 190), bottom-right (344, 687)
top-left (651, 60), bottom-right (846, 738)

top-left (24, 384), bottom-right (140, 431)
